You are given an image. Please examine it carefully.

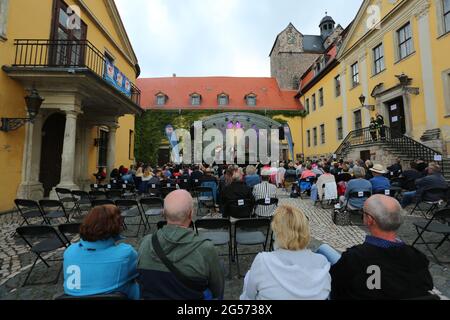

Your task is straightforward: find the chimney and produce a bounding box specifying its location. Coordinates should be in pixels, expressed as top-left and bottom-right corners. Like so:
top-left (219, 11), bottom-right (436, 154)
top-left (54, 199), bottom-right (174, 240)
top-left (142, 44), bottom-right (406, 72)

top-left (172, 73), bottom-right (177, 77)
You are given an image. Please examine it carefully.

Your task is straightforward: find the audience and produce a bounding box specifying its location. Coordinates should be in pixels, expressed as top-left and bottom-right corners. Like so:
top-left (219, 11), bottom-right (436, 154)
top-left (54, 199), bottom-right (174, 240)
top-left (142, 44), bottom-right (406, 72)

top-left (63, 205), bottom-right (140, 300)
top-left (339, 167), bottom-right (372, 210)
top-left (137, 190), bottom-right (224, 300)
top-left (369, 164), bottom-right (391, 193)
top-left (241, 205), bottom-right (331, 300)
top-left (312, 166), bottom-right (337, 202)
top-left (245, 165), bottom-right (261, 188)
top-left (221, 169), bottom-right (254, 217)
top-left (253, 169), bottom-right (278, 217)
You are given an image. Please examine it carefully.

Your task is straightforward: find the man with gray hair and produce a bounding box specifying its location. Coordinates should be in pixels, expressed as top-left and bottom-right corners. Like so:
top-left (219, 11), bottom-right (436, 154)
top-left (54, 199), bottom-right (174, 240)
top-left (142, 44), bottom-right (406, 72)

top-left (137, 190), bottom-right (224, 300)
top-left (329, 195), bottom-right (434, 300)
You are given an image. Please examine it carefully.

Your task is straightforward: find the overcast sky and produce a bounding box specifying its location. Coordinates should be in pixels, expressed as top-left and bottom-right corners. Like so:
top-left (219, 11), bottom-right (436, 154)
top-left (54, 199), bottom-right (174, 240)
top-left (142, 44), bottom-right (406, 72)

top-left (115, 0), bottom-right (363, 78)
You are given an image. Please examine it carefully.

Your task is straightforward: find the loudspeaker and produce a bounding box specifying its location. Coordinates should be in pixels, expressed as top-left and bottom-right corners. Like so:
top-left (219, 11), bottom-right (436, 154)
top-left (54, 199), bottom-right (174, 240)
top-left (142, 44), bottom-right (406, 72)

top-left (279, 127), bottom-right (285, 140)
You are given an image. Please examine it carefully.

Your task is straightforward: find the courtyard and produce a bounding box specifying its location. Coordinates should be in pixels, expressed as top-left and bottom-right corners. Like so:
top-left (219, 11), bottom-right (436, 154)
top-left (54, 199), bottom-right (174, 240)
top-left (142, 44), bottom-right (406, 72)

top-left (0, 190), bottom-right (449, 300)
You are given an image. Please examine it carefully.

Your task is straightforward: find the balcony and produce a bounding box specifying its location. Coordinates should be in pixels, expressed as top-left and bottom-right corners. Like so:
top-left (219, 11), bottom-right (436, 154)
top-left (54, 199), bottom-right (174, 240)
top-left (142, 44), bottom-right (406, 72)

top-left (2, 39), bottom-right (141, 117)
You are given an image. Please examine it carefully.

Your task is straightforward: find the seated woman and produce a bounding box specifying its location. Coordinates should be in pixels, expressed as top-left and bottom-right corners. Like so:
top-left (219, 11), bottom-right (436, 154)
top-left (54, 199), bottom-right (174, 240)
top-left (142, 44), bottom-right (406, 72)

top-left (63, 205), bottom-right (140, 300)
top-left (245, 165), bottom-right (261, 189)
top-left (240, 205), bottom-right (331, 300)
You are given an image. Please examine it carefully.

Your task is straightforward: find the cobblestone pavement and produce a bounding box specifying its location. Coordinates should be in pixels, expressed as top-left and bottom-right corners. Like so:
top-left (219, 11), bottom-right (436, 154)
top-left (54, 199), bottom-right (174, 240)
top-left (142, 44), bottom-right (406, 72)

top-left (0, 191), bottom-right (449, 300)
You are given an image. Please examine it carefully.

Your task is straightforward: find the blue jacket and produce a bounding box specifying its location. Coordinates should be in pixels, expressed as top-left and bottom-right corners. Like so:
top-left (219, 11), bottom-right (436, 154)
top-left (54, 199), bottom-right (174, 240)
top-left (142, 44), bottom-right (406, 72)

top-left (245, 175), bottom-right (261, 188)
top-left (370, 176), bottom-right (391, 193)
top-left (63, 239), bottom-right (140, 300)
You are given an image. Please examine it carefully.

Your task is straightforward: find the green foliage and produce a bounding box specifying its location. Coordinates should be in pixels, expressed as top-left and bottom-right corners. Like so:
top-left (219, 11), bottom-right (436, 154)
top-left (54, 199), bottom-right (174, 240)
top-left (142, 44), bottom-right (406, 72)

top-left (134, 109), bottom-right (306, 163)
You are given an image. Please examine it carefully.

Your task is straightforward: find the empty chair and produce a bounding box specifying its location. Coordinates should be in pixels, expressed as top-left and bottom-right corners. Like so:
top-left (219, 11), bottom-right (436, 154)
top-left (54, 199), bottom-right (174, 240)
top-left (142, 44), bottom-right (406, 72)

top-left (14, 199), bottom-right (47, 227)
top-left (106, 190), bottom-right (123, 201)
top-left (55, 188), bottom-right (77, 214)
top-left (122, 184), bottom-right (136, 200)
top-left (71, 191), bottom-right (92, 217)
top-left (234, 218), bottom-right (271, 277)
top-left (39, 200), bottom-right (70, 224)
top-left (89, 190), bottom-right (107, 201)
top-left (91, 199), bottom-right (115, 208)
top-left (16, 225), bottom-right (67, 286)
top-left (90, 184), bottom-right (105, 191)
top-left (410, 187), bottom-right (448, 218)
top-left (115, 200), bottom-right (145, 237)
top-left (194, 187), bottom-right (215, 217)
top-left (224, 199), bottom-right (254, 219)
top-left (58, 223), bottom-right (82, 245)
top-left (140, 198), bottom-right (164, 231)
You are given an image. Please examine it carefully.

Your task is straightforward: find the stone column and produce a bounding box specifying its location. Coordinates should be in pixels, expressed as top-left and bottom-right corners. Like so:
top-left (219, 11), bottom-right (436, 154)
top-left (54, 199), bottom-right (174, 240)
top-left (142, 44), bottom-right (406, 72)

top-left (56, 111), bottom-right (79, 190)
top-left (107, 124), bottom-right (118, 176)
top-left (17, 113), bottom-right (44, 200)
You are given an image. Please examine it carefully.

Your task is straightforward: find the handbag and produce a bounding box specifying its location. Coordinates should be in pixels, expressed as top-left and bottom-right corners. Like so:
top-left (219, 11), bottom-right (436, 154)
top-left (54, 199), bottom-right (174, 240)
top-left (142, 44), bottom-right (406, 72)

top-left (332, 207), bottom-right (351, 226)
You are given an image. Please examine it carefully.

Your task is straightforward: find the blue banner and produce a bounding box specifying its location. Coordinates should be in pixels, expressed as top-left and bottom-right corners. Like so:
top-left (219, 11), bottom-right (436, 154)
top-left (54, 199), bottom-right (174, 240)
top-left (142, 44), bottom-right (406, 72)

top-left (104, 60), bottom-right (132, 97)
top-left (284, 125), bottom-right (295, 161)
top-left (165, 125), bottom-right (181, 164)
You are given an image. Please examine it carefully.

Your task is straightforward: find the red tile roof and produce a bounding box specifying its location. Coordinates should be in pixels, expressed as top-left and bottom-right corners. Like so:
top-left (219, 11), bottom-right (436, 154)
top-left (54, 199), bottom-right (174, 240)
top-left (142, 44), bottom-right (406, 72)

top-left (137, 77), bottom-right (303, 111)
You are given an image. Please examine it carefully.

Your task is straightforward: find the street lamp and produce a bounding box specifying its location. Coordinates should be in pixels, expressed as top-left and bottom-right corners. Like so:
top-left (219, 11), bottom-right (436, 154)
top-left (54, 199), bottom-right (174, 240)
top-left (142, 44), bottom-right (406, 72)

top-left (1, 89), bottom-right (44, 132)
top-left (359, 94), bottom-right (375, 112)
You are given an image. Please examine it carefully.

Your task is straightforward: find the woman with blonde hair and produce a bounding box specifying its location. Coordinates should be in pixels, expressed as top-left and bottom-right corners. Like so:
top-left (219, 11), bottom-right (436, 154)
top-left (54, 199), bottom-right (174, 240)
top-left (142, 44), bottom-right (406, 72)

top-left (241, 205), bottom-right (331, 300)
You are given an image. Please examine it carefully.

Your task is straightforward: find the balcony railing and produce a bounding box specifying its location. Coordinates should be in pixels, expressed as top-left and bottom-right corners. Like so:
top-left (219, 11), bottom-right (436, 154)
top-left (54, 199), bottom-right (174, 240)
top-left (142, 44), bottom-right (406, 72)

top-left (11, 39), bottom-right (141, 106)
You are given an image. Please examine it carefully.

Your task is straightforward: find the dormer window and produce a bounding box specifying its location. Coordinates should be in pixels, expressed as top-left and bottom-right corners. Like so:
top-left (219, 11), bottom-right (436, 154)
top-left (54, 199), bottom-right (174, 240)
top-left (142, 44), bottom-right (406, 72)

top-left (155, 92), bottom-right (168, 106)
top-left (218, 93), bottom-right (229, 106)
top-left (190, 93), bottom-right (202, 106)
top-left (245, 93), bottom-right (257, 106)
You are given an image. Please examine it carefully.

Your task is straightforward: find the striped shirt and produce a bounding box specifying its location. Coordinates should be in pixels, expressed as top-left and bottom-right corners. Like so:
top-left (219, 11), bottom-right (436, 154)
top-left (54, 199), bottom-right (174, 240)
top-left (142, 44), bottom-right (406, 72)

top-left (253, 182), bottom-right (277, 217)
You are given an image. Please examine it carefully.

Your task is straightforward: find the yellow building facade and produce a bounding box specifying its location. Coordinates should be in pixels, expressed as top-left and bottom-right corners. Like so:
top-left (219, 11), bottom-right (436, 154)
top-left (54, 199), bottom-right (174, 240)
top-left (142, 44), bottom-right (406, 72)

top-left (0, 0), bottom-right (141, 212)
top-left (299, 0), bottom-right (450, 160)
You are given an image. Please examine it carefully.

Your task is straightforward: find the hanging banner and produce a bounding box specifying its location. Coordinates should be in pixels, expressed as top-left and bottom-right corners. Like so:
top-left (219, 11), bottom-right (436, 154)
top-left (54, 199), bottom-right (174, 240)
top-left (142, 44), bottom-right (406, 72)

top-left (165, 125), bottom-right (181, 164)
top-left (104, 60), bottom-right (132, 97)
top-left (284, 125), bottom-right (295, 162)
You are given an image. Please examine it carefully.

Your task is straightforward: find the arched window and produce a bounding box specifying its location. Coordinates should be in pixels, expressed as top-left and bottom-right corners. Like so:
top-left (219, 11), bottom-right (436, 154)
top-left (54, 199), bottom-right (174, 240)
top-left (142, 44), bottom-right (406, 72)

top-left (218, 93), bottom-right (229, 106)
top-left (190, 93), bottom-right (202, 106)
top-left (155, 92), bottom-right (168, 106)
top-left (245, 93), bottom-right (257, 106)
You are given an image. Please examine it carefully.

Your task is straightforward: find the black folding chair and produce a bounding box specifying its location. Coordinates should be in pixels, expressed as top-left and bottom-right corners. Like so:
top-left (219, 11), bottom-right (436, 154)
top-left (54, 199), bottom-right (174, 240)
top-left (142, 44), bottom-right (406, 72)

top-left (55, 292), bottom-right (128, 300)
top-left (71, 191), bottom-right (92, 218)
top-left (16, 225), bottom-right (67, 286)
top-left (115, 200), bottom-right (145, 237)
top-left (178, 178), bottom-right (190, 191)
top-left (146, 183), bottom-right (162, 198)
top-left (121, 184), bottom-right (137, 200)
top-left (254, 198), bottom-right (278, 218)
top-left (90, 184), bottom-right (105, 191)
top-left (91, 199), bottom-right (115, 208)
top-left (342, 191), bottom-right (372, 225)
top-left (58, 223), bottom-right (82, 245)
top-left (412, 208), bottom-right (450, 264)
top-left (373, 189), bottom-right (398, 198)
top-left (195, 219), bottom-right (232, 279)
top-left (234, 218), bottom-right (271, 277)
top-left (55, 188), bottom-right (77, 214)
top-left (161, 187), bottom-right (177, 199)
top-left (14, 199), bottom-right (47, 227)
top-left (140, 198), bottom-right (164, 231)
top-left (224, 199), bottom-right (255, 219)
top-left (89, 190), bottom-right (107, 201)
top-left (194, 187), bottom-right (215, 217)
top-left (107, 190), bottom-right (123, 201)
top-left (410, 188), bottom-right (448, 219)
top-left (39, 200), bottom-right (70, 224)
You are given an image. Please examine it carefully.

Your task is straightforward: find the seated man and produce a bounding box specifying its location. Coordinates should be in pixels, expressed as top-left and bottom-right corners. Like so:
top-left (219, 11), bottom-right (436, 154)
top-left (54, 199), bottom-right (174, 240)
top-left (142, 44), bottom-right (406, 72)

top-left (369, 164), bottom-right (391, 193)
top-left (401, 163), bottom-right (448, 208)
top-left (253, 169), bottom-right (278, 217)
top-left (339, 167), bottom-right (372, 210)
top-left (321, 195), bottom-right (434, 300)
top-left (137, 190), bottom-right (224, 300)
top-left (401, 161), bottom-right (422, 191)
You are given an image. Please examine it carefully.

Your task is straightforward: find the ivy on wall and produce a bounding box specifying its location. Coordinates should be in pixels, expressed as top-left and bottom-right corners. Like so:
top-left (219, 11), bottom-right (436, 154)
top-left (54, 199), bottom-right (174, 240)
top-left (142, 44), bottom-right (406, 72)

top-left (135, 109), bottom-right (306, 164)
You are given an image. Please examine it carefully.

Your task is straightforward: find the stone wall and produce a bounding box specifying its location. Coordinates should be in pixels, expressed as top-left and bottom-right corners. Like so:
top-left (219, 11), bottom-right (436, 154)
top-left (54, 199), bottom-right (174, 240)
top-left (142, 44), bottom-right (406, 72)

top-left (344, 144), bottom-right (411, 170)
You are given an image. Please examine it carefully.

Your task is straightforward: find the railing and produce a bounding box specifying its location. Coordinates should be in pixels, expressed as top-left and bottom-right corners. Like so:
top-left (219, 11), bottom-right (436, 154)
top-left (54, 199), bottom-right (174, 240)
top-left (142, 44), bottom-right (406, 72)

top-left (11, 39), bottom-right (141, 106)
top-left (333, 126), bottom-right (445, 171)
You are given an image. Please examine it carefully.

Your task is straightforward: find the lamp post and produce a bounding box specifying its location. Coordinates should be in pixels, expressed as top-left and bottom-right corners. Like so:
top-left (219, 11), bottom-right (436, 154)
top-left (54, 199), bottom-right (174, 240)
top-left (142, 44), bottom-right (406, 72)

top-left (1, 89), bottom-right (44, 132)
top-left (359, 94), bottom-right (375, 112)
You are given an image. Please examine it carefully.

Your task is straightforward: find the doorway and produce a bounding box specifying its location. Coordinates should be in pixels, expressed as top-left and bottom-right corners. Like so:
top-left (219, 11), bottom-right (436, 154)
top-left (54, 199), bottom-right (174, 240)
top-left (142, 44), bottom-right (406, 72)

top-left (39, 113), bottom-right (66, 197)
top-left (386, 97), bottom-right (406, 139)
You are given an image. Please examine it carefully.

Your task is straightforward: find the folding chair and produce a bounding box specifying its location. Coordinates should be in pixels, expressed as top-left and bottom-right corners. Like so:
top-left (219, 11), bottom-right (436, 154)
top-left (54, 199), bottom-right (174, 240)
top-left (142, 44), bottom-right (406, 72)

top-left (89, 190), bottom-right (107, 201)
top-left (14, 199), bottom-right (47, 227)
top-left (194, 186), bottom-right (215, 217)
top-left (254, 198), bottom-right (278, 218)
top-left (410, 188), bottom-right (448, 219)
top-left (315, 182), bottom-right (338, 209)
top-left (234, 218), bottom-right (271, 277)
top-left (412, 208), bottom-right (450, 264)
top-left (115, 199), bottom-right (145, 237)
top-left (55, 292), bottom-right (128, 300)
top-left (195, 219), bottom-right (232, 279)
top-left (55, 188), bottom-right (77, 214)
top-left (299, 177), bottom-right (316, 199)
top-left (140, 198), bottom-right (164, 231)
top-left (178, 178), bottom-right (190, 191)
top-left (121, 184), bottom-right (136, 200)
top-left (58, 223), bottom-right (81, 245)
top-left (39, 200), bottom-right (70, 225)
top-left (161, 187), bottom-right (177, 199)
top-left (90, 184), bottom-right (105, 191)
top-left (71, 191), bottom-right (92, 218)
top-left (146, 183), bottom-right (162, 197)
top-left (374, 189), bottom-right (398, 198)
top-left (91, 199), bottom-right (115, 208)
top-left (224, 199), bottom-right (255, 219)
top-left (342, 191), bottom-right (372, 225)
top-left (106, 190), bottom-right (123, 202)
top-left (16, 225), bottom-right (67, 286)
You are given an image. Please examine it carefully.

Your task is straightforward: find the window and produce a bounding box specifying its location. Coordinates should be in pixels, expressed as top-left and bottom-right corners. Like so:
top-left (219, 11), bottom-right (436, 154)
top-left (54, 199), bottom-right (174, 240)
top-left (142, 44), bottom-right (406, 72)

top-left (335, 75), bottom-right (341, 97)
top-left (218, 94), bottom-right (229, 106)
top-left (129, 130), bottom-right (135, 160)
top-left (397, 22), bottom-right (413, 60)
top-left (246, 94), bottom-right (257, 106)
top-left (354, 110), bottom-right (362, 131)
top-left (373, 43), bottom-right (385, 75)
top-left (305, 98), bottom-right (310, 113)
top-left (337, 117), bottom-right (343, 140)
top-left (312, 94), bottom-right (316, 111)
top-left (319, 88), bottom-right (324, 107)
top-left (445, 0), bottom-right (450, 33)
top-left (191, 93), bottom-right (201, 106)
top-left (97, 129), bottom-right (109, 167)
top-left (156, 95), bottom-right (166, 106)
top-left (320, 124), bottom-right (325, 144)
top-left (307, 130), bottom-right (311, 147)
top-left (351, 62), bottom-right (359, 87)
top-left (0, 0), bottom-right (10, 39)
top-left (313, 128), bottom-right (318, 146)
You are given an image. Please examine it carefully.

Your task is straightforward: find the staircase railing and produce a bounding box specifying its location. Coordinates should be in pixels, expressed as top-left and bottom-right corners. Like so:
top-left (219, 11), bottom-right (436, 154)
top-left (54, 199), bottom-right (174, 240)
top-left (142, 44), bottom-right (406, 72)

top-left (332, 126), bottom-right (445, 172)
